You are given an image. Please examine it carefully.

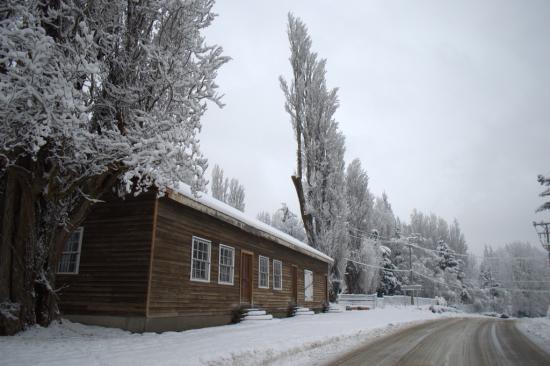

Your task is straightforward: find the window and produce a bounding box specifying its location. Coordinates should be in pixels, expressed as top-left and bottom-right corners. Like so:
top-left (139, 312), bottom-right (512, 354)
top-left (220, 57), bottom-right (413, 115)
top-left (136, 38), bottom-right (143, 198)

top-left (57, 227), bottom-right (84, 274)
top-left (259, 255), bottom-right (269, 288)
top-left (273, 260), bottom-right (282, 290)
top-left (304, 269), bottom-right (313, 301)
top-left (191, 236), bottom-right (211, 282)
top-left (218, 244), bottom-right (235, 285)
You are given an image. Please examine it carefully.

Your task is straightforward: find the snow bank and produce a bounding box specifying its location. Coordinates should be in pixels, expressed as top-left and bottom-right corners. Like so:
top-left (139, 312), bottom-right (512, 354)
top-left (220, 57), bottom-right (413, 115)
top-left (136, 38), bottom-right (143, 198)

top-left (516, 317), bottom-right (550, 355)
top-left (0, 306), bottom-right (471, 366)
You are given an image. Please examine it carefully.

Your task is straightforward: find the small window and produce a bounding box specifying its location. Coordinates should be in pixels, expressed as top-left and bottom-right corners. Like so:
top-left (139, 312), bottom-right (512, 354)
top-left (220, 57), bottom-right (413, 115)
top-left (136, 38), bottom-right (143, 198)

top-left (191, 236), bottom-right (211, 282)
top-left (57, 227), bottom-right (84, 274)
top-left (304, 269), bottom-right (313, 301)
top-left (259, 255), bottom-right (269, 289)
top-left (218, 244), bottom-right (235, 285)
top-left (273, 260), bottom-right (282, 290)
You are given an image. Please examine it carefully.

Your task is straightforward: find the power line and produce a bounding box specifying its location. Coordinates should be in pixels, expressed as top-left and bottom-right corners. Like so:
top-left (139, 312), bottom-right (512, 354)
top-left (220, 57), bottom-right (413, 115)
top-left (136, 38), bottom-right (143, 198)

top-left (412, 271), bottom-right (464, 291)
top-left (346, 258), bottom-right (550, 294)
top-left (348, 228), bottom-right (545, 261)
top-left (345, 258), bottom-right (410, 273)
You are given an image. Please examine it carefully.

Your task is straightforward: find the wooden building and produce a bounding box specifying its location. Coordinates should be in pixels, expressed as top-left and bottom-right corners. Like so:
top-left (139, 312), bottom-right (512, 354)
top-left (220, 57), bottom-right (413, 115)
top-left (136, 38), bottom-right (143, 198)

top-left (56, 185), bottom-right (333, 332)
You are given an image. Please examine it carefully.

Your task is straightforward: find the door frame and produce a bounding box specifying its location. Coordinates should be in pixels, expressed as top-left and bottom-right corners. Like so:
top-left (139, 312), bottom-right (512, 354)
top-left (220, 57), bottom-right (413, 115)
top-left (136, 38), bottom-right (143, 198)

top-left (324, 274), bottom-right (329, 305)
top-left (240, 250), bottom-right (254, 305)
top-left (291, 265), bottom-right (298, 305)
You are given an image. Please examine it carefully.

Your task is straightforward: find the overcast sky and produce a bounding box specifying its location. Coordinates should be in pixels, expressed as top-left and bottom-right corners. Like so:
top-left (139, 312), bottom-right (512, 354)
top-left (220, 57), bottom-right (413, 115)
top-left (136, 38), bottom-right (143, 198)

top-left (200, 0), bottom-right (550, 255)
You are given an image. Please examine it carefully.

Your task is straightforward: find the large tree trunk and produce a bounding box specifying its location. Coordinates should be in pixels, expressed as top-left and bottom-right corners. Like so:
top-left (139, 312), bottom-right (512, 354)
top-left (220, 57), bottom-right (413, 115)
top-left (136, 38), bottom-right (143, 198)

top-left (291, 175), bottom-right (316, 248)
top-left (0, 167), bottom-right (41, 335)
top-left (0, 165), bottom-right (119, 335)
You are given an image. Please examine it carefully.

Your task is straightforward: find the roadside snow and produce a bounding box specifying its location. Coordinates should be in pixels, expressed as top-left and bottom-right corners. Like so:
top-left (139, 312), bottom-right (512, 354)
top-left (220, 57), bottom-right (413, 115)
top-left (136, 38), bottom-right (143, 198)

top-left (0, 306), bottom-right (471, 366)
top-left (516, 317), bottom-right (550, 355)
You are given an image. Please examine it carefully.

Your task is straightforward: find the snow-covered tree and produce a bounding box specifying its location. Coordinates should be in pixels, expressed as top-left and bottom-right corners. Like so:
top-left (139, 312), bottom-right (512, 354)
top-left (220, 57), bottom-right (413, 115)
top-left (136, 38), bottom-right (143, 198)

top-left (536, 174), bottom-right (550, 212)
top-left (449, 219), bottom-right (468, 255)
top-left (227, 179), bottom-right (245, 212)
top-left (210, 164), bottom-right (245, 211)
top-left (257, 211), bottom-right (272, 225)
top-left (345, 237), bottom-right (380, 294)
top-left (257, 204), bottom-right (306, 242)
top-left (345, 159), bottom-right (374, 249)
top-left (476, 243), bottom-right (550, 316)
top-left (401, 210), bottom-right (467, 254)
top-left (280, 13), bottom-right (349, 279)
top-left (435, 240), bottom-right (459, 272)
top-left (0, 0), bottom-right (228, 334)
top-left (479, 246), bottom-right (498, 289)
top-left (270, 204), bottom-right (306, 242)
top-left (344, 159), bottom-right (374, 292)
top-left (378, 245), bottom-right (401, 295)
top-left (211, 165), bottom-right (229, 202)
top-left (372, 193), bottom-right (396, 239)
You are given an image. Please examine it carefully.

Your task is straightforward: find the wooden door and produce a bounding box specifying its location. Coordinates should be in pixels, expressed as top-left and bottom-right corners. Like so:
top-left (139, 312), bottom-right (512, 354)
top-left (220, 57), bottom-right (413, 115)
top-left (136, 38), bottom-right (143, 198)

top-left (240, 252), bottom-right (253, 304)
top-left (291, 266), bottom-right (298, 305)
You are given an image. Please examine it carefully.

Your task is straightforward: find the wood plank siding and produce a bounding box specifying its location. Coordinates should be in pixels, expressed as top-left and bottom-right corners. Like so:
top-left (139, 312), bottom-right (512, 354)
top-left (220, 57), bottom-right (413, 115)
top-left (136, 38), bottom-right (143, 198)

top-left (148, 197), bottom-right (329, 319)
top-left (57, 193), bottom-right (156, 317)
top-left (56, 191), bottom-right (331, 332)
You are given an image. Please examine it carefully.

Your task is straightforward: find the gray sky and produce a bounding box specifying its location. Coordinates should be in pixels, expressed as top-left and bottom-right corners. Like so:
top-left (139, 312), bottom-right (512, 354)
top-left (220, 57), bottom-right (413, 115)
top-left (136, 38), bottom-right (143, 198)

top-left (200, 0), bottom-right (550, 255)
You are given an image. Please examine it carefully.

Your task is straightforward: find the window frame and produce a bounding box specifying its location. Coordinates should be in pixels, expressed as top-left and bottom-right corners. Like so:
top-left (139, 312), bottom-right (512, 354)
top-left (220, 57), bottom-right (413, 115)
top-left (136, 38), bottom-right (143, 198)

top-left (190, 236), bottom-right (212, 283)
top-left (258, 255), bottom-right (269, 289)
top-left (304, 269), bottom-right (314, 301)
top-left (218, 244), bottom-right (235, 285)
top-left (273, 259), bottom-right (283, 290)
top-left (57, 227), bottom-right (84, 275)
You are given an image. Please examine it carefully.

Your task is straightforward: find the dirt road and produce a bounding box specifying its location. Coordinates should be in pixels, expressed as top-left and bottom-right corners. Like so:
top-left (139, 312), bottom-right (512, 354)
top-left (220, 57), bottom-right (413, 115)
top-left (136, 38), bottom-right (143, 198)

top-left (331, 318), bottom-right (549, 366)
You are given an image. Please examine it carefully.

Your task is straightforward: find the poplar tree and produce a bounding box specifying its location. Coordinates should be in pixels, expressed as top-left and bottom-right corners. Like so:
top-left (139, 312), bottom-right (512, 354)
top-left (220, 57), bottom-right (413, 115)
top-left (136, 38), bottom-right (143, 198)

top-left (280, 13), bottom-right (348, 279)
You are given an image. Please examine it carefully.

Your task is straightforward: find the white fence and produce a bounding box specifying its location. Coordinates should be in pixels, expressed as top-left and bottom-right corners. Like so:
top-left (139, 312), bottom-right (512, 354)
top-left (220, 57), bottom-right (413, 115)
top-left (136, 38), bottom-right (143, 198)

top-left (338, 294), bottom-right (379, 309)
top-left (337, 294), bottom-right (438, 309)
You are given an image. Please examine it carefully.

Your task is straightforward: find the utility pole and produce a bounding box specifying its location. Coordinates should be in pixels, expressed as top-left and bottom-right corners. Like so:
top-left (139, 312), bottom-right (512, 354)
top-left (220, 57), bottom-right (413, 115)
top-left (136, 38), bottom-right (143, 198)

top-left (533, 221), bottom-right (550, 266)
top-left (409, 244), bottom-right (413, 305)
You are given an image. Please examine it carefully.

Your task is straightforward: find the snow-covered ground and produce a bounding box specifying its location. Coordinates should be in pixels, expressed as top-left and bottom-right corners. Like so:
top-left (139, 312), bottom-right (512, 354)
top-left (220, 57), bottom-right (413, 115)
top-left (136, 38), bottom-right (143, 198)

top-left (516, 317), bottom-right (550, 355)
top-left (0, 306), bottom-right (471, 366)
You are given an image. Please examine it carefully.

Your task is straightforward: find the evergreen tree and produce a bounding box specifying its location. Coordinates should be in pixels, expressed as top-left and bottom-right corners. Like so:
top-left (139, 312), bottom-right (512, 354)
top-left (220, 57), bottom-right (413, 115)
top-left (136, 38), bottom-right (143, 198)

top-left (378, 245), bottom-right (401, 295)
top-left (436, 240), bottom-right (459, 272)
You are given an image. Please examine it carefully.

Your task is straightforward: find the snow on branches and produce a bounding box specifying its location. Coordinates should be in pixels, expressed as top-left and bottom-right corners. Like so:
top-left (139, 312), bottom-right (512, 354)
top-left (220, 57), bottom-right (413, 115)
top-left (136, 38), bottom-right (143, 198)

top-left (210, 164), bottom-right (246, 212)
top-left (536, 174), bottom-right (550, 212)
top-left (1, 0), bottom-right (228, 196)
top-left (280, 13), bottom-right (348, 279)
top-left (0, 0), bottom-right (227, 333)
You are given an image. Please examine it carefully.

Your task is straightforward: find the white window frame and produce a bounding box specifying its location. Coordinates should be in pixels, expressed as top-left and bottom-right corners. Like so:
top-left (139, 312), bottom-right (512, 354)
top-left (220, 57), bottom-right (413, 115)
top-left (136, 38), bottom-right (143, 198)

top-left (304, 269), bottom-right (314, 301)
top-left (218, 244), bottom-right (235, 285)
top-left (57, 227), bottom-right (84, 274)
top-left (190, 236), bottom-right (211, 283)
top-left (258, 255), bottom-right (269, 289)
top-left (273, 260), bottom-right (283, 290)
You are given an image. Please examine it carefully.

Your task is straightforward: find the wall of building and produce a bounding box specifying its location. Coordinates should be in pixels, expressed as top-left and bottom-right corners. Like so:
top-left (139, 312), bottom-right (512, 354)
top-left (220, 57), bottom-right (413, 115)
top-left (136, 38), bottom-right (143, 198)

top-left (147, 197), bottom-right (329, 329)
top-left (57, 193), bottom-right (156, 318)
top-left (57, 193), bottom-right (330, 332)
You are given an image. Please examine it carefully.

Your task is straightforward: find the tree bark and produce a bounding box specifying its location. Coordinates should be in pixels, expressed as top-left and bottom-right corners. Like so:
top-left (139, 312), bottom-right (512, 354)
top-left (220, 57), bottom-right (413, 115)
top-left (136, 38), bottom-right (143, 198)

top-left (291, 175), bottom-right (316, 248)
top-left (0, 167), bottom-right (39, 334)
top-left (0, 164), bottom-right (120, 335)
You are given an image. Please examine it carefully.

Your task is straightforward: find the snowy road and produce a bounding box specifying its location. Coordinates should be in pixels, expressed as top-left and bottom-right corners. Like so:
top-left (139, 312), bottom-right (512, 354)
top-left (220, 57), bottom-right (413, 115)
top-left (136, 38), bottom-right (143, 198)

top-left (332, 318), bottom-right (549, 366)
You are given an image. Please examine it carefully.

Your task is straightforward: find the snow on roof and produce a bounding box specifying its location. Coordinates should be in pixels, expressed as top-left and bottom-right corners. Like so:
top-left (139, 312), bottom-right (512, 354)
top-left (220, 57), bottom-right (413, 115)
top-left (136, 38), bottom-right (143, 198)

top-left (168, 183), bottom-right (333, 264)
